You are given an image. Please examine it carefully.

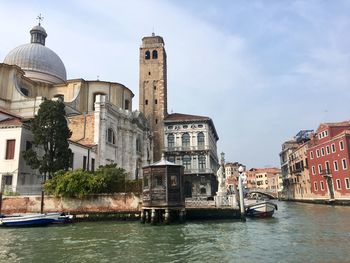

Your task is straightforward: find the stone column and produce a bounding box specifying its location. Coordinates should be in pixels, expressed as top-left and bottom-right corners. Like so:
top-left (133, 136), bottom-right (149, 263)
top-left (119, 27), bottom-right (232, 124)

top-left (151, 209), bottom-right (156, 225)
top-left (164, 209), bottom-right (170, 224)
top-left (140, 209), bottom-right (146, 224)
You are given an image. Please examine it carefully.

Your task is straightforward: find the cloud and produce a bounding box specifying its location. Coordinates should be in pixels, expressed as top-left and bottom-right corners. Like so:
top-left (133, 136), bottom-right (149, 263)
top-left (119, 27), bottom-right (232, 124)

top-left (1, 0), bottom-right (350, 168)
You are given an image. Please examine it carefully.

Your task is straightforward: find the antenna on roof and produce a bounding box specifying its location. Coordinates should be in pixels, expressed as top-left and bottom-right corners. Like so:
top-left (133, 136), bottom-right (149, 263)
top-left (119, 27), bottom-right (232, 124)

top-left (152, 26), bottom-right (155, 36)
top-left (36, 13), bottom-right (44, 26)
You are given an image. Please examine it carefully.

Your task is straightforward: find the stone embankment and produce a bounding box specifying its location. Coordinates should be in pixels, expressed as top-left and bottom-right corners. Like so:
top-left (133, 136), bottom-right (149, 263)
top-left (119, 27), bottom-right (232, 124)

top-left (1, 193), bottom-right (141, 220)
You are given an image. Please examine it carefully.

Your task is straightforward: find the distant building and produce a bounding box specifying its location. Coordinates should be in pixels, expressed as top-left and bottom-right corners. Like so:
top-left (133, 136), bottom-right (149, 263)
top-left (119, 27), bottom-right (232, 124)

top-left (280, 130), bottom-right (313, 199)
top-left (307, 122), bottom-right (350, 200)
top-left (249, 168), bottom-right (282, 193)
top-left (163, 113), bottom-right (219, 198)
top-left (225, 162), bottom-right (246, 191)
top-left (288, 142), bottom-right (313, 199)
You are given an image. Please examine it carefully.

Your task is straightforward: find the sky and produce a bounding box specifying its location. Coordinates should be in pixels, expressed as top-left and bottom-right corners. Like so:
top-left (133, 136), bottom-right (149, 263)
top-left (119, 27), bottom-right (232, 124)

top-left (1, 0), bottom-right (350, 168)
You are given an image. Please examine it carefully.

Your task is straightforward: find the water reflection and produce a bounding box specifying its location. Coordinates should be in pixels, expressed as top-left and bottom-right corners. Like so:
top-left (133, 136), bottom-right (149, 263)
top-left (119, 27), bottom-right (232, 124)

top-left (0, 202), bottom-right (349, 263)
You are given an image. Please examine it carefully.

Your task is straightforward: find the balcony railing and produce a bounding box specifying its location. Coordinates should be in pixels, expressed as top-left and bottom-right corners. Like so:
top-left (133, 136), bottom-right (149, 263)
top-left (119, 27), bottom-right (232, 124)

top-left (183, 168), bottom-right (215, 174)
top-left (164, 145), bottom-right (208, 152)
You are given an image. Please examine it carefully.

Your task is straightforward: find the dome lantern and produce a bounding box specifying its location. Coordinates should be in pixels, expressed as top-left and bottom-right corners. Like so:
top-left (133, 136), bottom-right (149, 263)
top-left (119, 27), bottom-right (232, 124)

top-left (30, 14), bottom-right (47, 45)
top-left (30, 25), bottom-right (47, 45)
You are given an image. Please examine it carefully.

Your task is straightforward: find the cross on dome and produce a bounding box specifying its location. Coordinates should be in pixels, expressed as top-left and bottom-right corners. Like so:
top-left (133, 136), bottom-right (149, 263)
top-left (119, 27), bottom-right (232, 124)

top-left (36, 13), bottom-right (44, 25)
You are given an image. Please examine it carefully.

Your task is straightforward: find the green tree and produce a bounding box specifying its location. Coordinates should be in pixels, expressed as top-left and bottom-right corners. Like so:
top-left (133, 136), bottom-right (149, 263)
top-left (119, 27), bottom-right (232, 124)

top-left (23, 99), bottom-right (72, 178)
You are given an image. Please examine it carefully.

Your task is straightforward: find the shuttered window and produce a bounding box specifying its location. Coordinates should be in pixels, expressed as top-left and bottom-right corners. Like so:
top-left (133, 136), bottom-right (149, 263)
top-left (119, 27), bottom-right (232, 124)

top-left (6, 140), bottom-right (15, 160)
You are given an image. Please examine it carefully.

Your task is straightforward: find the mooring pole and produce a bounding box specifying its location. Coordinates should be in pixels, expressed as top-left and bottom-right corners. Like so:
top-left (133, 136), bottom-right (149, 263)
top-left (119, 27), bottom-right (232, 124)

top-left (40, 189), bottom-right (44, 214)
top-left (0, 191), bottom-right (3, 215)
top-left (238, 166), bottom-right (246, 222)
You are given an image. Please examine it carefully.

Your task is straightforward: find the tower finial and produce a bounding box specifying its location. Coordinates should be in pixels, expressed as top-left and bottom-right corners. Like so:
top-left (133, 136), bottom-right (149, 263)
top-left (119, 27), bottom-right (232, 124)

top-left (36, 13), bottom-right (44, 26)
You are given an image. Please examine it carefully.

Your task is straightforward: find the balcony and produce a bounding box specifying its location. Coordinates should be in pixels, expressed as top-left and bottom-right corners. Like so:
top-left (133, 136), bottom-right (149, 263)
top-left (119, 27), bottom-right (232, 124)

top-left (164, 145), bottom-right (208, 152)
top-left (183, 168), bottom-right (215, 175)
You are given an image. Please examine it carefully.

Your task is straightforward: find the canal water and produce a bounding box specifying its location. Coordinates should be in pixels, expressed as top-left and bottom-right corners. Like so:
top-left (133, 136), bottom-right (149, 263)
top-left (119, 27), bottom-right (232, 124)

top-left (1, 202), bottom-right (350, 263)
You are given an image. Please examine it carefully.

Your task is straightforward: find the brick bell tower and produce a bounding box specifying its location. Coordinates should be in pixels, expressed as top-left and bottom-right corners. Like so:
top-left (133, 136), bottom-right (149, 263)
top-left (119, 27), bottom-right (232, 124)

top-left (139, 33), bottom-right (168, 162)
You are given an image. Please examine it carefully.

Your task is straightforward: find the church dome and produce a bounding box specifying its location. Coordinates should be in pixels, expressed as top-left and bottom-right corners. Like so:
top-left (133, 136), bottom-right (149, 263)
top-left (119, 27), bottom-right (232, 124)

top-left (3, 24), bottom-right (66, 84)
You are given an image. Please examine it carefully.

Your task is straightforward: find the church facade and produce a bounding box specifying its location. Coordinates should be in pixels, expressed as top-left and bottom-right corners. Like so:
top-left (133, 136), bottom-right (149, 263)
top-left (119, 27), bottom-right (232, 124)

top-left (0, 23), bottom-right (152, 194)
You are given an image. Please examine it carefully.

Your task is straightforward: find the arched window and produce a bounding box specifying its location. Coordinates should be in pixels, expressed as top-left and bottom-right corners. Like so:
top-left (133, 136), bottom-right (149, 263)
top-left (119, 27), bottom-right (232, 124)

top-left (107, 128), bottom-right (116, 145)
top-left (182, 155), bottom-right (191, 171)
top-left (197, 132), bottom-right (205, 148)
top-left (182, 133), bottom-right (190, 148)
top-left (20, 87), bottom-right (29, 96)
top-left (168, 134), bottom-right (174, 149)
top-left (145, 50), bottom-right (150, 60)
top-left (125, 99), bottom-right (130, 110)
top-left (198, 155), bottom-right (206, 171)
top-left (152, 50), bottom-right (158, 59)
top-left (167, 155), bottom-right (175, 163)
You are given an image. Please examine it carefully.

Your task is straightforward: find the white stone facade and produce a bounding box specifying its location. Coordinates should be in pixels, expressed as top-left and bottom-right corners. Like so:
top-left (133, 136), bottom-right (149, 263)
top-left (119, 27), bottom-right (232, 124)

top-left (163, 114), bottom-right (219, 198)
top-left (93, 95), bottom-right (151, 179)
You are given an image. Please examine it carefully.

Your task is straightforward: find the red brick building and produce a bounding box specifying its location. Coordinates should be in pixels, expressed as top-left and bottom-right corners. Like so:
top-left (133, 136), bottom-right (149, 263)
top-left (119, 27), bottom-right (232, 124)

top-left (307, 121), bottom-right (350, 200)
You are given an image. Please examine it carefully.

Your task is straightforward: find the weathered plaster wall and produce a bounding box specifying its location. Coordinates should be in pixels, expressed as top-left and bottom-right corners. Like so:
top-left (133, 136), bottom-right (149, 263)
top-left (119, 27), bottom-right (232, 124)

top-left (1, 193), bottom-right (140, 214)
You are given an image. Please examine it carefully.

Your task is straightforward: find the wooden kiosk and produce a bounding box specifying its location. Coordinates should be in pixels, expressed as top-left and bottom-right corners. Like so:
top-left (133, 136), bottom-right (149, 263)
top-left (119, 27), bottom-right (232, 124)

top-left (141, 158), bottom-right (185, 224)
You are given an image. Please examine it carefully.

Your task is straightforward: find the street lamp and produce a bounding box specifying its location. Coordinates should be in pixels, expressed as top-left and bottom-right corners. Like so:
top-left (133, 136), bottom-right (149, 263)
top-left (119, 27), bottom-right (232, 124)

top-left (238, 165), bottom-right (246, 221)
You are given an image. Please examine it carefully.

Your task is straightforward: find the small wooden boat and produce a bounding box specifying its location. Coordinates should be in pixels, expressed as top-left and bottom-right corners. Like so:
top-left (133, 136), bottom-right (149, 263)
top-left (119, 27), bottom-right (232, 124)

top-left (0, 213), bottom-right (73, 227)
top-left (245, 201), bottom-right (278, 218)
top-left (49, 213), bottom-right (73, 224)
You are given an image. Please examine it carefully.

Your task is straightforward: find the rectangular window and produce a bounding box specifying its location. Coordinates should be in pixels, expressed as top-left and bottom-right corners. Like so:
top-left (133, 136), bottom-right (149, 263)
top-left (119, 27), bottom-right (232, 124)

top-left (155, 175), bottom-right (163, 186)
top-left (314, 182), bottom-right (318, 191)
top-left (91, 158), bottom-right (95, 172)
top-left (320, 181), bottom-right (324, 190)
top-left (326, 146), bottom-right (330, 155)
top-left (70, 153), bottom-right (74, 169)
top-left (318, 164), bottom-right (322, 174)
top-left (316, 149), bottom-right (320, 158)
top-left (336, 179), bottom-right (341, 189)
top-left (339, 141), bottom-right (344, 151)
top-left (342, 159), bottom-right (347, 170)
top-left (143, 176), bottom-right (149, 188)
top-left (4, 175), bottom-right (13, 185)
top-left (26, 141), bottom-right (32, 151)
top-left (310, 151), bottom-right (314, 160)
top-left (345, 178), bottom-right (350, 189)
top-left (334, 161), bottom-right (338, 171)
top-left (5, 139), bottom-right (15, 160)
top-left (321, 147), bottom-right (325, 156)
top-left (331, 144), bottom-right (336, 153)
top-left (83, 156), bottom-right (87, 170)
top-left (312, 166), bottom-right (316, 175)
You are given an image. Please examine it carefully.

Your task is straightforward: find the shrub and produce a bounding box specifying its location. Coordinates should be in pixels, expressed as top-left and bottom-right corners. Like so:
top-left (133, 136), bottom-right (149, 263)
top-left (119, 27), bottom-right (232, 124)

top-left (44, 164), bottom-right (140, 197)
